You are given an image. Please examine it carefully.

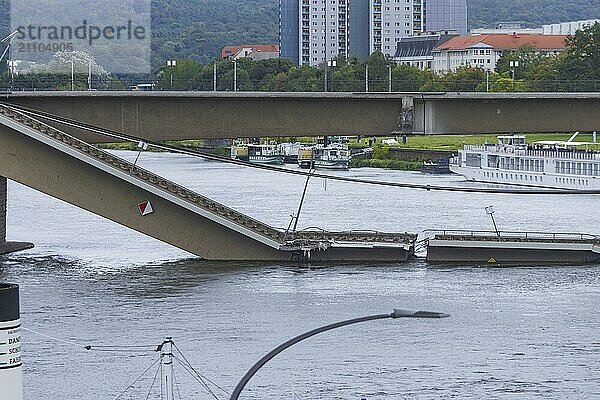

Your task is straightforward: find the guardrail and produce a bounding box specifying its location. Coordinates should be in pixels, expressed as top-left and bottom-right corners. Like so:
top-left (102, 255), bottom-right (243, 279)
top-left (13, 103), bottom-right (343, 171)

top-left (3, 77), bottom-right (600, 93)
top-left (424, 229), bottom-right (600, 242)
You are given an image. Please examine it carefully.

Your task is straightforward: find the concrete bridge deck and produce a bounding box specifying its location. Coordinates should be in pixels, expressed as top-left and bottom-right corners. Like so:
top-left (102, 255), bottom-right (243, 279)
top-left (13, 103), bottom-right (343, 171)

top-left (0, 104), bottom-right (415, 261)
top-left (425, 230), bottom-right (600, 264)
top-left (3, 92), bottom-right (600, 140)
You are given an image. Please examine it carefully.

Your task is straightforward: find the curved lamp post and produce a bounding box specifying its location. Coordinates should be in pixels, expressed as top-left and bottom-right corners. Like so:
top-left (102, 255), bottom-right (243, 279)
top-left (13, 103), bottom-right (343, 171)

top-left (230, 309), bottom-right (450, 400)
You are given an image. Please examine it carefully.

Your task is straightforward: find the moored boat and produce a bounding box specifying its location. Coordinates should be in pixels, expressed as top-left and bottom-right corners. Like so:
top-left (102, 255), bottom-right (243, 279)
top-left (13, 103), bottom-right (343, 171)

top-left (450, 133), bottom-right (600, 190)
top-left (297, 143), bottom-right (351, 170)
top-left (277, 142), bottom-right (303, 164)
top-left (247, 144), bottom-right (285, 165)
top-left (231, 143), bottom-right (285, 165)
top-left (421, 158), bottom-right (452, 174)
top-left (230, 144), bottom-right (249, 161)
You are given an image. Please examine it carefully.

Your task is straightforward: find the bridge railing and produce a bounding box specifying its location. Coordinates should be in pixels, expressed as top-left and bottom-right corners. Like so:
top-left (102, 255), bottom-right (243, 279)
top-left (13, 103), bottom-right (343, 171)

top-left (289, 227), bottom-right (416, 243)
top-left (424, 229), bottom-right (600, 243)
top-left (2, 76), bottom-right (600, 93)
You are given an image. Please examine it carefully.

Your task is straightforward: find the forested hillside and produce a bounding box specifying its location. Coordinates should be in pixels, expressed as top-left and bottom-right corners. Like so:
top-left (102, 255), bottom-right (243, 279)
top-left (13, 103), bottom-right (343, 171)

top-left (0, 0), bottom-right (597, 66)
top-left (151, 0), bottom-right (599, 64)
top-left (151, 0), bottom-right (278, 65)
top-left (468, 0), bottom-right (600, 28)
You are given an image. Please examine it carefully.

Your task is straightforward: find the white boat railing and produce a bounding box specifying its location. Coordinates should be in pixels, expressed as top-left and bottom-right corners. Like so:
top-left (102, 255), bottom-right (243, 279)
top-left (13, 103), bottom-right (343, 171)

top-left (461, 145), bottom-right (600, 161)
top-left (423, 229), bottom-right (600, 242)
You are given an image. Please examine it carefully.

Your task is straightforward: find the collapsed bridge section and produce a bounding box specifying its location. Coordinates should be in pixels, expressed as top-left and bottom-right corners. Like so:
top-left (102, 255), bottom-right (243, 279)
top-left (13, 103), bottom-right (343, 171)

top-left (0, 104), bottom-right (415, 261)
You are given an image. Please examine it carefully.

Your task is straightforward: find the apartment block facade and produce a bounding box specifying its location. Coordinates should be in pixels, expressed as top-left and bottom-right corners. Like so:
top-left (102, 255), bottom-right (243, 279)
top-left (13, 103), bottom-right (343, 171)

top-left (280, 0), bottom-right (467, 66)
top-left (369, 0), bottom-right (415, 55)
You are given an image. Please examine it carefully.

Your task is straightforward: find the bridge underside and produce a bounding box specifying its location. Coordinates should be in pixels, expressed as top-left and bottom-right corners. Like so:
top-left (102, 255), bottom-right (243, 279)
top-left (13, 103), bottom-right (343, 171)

top-left (3, 92), bottom-right (600, 142)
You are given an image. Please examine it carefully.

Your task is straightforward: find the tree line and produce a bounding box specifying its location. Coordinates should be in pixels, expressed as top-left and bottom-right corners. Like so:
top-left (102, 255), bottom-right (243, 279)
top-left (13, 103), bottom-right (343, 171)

top-left (154, 22), bottom-right (600, 93)
top-left (2, 23), bottom-right (599, 92)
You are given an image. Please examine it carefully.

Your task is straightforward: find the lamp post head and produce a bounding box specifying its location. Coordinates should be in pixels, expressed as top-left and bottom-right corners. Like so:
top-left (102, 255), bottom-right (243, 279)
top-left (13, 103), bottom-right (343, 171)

top-left (390, 309), bottom-right (450, 319)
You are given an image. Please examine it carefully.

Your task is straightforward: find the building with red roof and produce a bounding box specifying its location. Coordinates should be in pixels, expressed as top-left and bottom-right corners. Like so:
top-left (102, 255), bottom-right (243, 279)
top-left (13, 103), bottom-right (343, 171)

top-left (221, 45), bottom-right (280, 61)
top-left (432, 33), bottom-right (568, 72)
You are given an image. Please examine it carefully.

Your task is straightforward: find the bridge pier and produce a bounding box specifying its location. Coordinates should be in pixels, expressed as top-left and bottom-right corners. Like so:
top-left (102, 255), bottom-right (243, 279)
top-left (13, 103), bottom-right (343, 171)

top-left (0, 176), bottom-right (33, 256)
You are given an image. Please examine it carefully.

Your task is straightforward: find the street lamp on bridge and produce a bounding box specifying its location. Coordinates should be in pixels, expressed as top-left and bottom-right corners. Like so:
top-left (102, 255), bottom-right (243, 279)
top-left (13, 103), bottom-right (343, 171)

top-left (166, 59), bottom-right (176, 90)
top-left (510, 60), bottom-right (519, 91)
top-left (229, 308), bottom-right (450, 400)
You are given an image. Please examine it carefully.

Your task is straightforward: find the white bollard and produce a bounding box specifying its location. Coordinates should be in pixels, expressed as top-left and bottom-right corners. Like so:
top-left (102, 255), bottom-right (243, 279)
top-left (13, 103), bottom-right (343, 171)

top-left (161, 337), bottom-right (174, 400)
top-left (0, 284), bottom-right (22, 400)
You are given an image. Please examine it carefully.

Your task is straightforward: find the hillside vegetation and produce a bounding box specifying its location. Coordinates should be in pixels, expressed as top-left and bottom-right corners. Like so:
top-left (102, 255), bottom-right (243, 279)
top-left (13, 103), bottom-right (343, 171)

top-left (468, 0), bottom-right (599, 29)
top-left (0, 0), bottom-right (597, 66)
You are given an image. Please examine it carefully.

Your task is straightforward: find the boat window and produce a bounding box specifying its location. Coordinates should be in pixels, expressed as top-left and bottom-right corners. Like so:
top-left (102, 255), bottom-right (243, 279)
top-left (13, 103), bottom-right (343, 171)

top-left (465, 153), bottom-right (482, 167)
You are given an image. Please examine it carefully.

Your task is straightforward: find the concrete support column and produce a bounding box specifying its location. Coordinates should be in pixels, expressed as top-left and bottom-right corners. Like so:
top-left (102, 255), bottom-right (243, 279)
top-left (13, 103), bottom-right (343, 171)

top-left (1, 176), bottom-right (6, 243)
top-left (0, 284), bottom-right (23, 400)
top-left (401, 96), bottom-right (414, 136)
top-left (0, 177), bottom-right (33, 255)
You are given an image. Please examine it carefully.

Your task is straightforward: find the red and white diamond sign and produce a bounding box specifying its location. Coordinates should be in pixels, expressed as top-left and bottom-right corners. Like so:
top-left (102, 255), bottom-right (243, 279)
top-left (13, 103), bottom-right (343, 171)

top-left (138, 200), bottom-right (154, 216)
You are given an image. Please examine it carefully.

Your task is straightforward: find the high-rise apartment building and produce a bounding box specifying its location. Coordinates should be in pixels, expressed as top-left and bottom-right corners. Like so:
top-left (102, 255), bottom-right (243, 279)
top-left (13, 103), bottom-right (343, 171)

top-left (285, 0), bottom-right (351, 66)
top-left (370, 0), bottom-right (415, 55)
top-left (280, 0), bottom-right (467, 65)
top-left (412, 0), bottom-right (425, 34)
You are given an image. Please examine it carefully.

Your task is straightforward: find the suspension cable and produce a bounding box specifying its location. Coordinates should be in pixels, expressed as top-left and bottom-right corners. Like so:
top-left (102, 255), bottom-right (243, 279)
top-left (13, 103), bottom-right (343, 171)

top-left (172, 342), bottom-right (231, 396)
top-left (144, 359), bottom-right (162, 400)
top-left (114, 356), bottom-right (161, 400)
top-left (23, 327), bottom-right (155, 352)
top-left (172, 355), bottom-right (220, 400)
top-left (172, 364), bottom-right (183, 400)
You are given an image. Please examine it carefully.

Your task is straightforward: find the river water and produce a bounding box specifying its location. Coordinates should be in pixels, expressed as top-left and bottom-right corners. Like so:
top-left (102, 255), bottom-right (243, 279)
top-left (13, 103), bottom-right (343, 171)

top-left (1, 151), bottom-right (599, 399)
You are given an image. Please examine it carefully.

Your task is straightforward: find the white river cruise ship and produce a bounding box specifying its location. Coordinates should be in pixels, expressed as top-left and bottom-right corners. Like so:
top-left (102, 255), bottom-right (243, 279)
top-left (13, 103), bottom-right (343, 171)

top-left (450, 134), bottom-right (600, 190)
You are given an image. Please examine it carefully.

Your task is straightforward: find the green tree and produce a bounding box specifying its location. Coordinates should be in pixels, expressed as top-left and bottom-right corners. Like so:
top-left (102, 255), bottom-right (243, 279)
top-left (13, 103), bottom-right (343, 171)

top-left (156, 58), bottom-right (202, 90)
top-left (495, 45), bottom-right (545, 79)
top-left (444, 66), bottom-right (486, 91)
top-left (392, 64), bottom-right (433, 91)
top-left (365, 52), bottom-right (391, 92)
top-left (558, 22), bottom-right (600, 87)
top-left (329, 56), bottom-right (364, 91)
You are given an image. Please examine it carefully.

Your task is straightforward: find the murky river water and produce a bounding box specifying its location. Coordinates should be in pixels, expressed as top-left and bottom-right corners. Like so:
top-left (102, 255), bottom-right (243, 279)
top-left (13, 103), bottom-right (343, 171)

top-left (1, 152), bottom-right (599, 399)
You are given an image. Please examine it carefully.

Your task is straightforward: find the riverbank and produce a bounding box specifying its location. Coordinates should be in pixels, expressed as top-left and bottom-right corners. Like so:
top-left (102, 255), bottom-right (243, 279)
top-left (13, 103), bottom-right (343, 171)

top-left (99, 133), bottom-right (600, 171)
top-left (350, 147), bottom-right (454, 170)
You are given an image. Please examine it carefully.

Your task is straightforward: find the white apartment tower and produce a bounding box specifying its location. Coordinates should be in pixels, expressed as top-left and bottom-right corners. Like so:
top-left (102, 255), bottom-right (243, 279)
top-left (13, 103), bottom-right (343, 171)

top-left (370, 0), bottom-right (416, 55)
top-left (282, 0), bottom-right (466, 65)
top-left (301, 0), bottom-right (349, 66)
